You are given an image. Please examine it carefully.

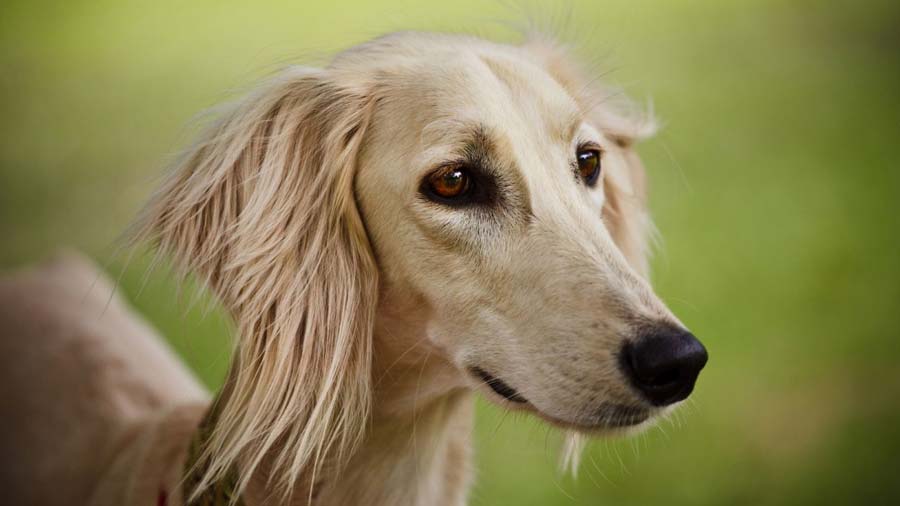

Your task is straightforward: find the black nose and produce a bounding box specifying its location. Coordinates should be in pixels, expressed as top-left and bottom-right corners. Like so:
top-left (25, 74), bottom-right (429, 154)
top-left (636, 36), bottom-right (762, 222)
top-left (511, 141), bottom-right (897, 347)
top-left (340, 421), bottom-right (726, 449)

top-left (620, 327), bottom-right (708, 406)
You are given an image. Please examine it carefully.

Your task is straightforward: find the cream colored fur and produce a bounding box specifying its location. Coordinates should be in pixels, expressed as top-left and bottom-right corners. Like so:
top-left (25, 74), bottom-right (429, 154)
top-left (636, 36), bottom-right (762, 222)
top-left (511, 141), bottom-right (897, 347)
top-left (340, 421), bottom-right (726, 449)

top-left (0, 32), bottom-right (688, 506)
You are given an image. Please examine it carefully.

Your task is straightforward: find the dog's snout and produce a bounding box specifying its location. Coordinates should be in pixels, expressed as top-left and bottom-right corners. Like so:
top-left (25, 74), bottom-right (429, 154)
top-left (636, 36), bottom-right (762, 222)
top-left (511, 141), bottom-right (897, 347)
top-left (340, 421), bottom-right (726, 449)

top-left (620, 328), bottom-right (708, 406)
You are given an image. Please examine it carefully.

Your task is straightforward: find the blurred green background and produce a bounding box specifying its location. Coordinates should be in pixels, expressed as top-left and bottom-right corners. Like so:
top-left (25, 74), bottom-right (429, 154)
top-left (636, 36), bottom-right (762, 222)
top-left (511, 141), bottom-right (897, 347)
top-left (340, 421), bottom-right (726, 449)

top-left (2, 0), bottom-right (899, 504)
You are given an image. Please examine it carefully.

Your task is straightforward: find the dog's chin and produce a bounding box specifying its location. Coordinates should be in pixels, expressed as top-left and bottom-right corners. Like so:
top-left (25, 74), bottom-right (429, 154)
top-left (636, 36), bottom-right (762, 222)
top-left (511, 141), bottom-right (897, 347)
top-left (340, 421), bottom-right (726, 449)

top-left (530, 404), bottom-right (660, 437)
top-left (510, 400), bottom-right (659, 437)
top-left (468, 366), bottom-right (658, 435)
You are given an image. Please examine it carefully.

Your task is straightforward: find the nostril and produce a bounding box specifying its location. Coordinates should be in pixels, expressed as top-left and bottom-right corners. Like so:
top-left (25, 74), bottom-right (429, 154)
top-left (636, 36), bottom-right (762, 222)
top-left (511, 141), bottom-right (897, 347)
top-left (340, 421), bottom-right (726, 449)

top-left (620, 328), bottom-right (708, 406)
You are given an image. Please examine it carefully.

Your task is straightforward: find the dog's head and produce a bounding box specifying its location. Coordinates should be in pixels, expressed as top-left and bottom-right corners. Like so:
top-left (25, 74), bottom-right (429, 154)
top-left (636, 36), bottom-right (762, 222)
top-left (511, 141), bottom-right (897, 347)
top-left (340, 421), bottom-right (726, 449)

top-left (349, 34), bottom-right (707, 432)
top-left (136, 31), bottom-right (706, 496)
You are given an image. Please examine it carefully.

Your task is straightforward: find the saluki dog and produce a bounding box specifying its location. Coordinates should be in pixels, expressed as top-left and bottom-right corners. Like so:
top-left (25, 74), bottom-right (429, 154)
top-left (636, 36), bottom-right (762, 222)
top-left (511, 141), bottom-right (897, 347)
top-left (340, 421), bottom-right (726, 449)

top-left (0, 31), bottom-right (707, 506)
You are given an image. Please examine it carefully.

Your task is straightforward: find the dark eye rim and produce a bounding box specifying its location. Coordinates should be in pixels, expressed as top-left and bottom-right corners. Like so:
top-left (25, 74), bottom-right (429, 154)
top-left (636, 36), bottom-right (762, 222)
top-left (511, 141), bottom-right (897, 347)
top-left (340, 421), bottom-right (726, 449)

top-left (420, 164), bottom-right (482, 206)
top-left (576, 145), bottom-right (603, 187)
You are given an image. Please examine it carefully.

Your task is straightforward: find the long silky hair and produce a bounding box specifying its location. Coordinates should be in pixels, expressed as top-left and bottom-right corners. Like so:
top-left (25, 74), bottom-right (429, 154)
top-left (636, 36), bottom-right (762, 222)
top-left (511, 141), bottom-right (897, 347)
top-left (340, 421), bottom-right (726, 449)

top-left (131, 66), bottom-right (378, 502)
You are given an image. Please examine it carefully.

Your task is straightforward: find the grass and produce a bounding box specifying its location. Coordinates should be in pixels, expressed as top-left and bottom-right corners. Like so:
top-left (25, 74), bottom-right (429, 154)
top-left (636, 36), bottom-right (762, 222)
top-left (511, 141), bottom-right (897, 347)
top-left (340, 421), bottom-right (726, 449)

top-left (2, 1), bottom-right (899, 504)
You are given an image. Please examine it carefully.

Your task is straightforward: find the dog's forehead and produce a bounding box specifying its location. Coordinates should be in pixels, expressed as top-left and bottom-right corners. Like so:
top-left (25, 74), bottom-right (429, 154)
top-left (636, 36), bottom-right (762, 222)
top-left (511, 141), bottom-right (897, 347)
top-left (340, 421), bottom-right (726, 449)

top-left (432, 51), bottom-right (580, 135)
top-left (363, 42), bottom-right (582, 148)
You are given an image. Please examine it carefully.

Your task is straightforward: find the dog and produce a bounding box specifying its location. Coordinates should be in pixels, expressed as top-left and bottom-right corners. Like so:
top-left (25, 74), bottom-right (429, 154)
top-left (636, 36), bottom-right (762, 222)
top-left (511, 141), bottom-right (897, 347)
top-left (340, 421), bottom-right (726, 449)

top-left (0, 31), bottom-right (707, 505)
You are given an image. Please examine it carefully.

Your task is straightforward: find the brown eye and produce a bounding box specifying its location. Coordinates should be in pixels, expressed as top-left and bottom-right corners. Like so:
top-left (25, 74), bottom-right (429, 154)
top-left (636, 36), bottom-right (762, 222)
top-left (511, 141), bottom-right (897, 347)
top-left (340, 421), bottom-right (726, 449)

top-left (576, 148), bottom-right (602, 186)
top-left (427, 166), bottom-right (471, 199)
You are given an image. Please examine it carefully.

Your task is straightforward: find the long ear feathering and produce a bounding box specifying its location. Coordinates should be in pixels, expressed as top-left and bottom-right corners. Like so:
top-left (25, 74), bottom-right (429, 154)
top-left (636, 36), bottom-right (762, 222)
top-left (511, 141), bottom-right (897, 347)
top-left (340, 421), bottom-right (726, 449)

top-left (129, 66), bottom-right (378, 502)
top-left (520, 33), bottom-right (658, 474)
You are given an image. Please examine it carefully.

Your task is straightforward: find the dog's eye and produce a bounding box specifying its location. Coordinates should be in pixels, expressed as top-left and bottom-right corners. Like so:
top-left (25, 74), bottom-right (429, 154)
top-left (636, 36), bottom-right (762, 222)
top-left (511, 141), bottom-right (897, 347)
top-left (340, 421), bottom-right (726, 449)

top-left (426, 166), bottom-right (472, 200)
top-left (576, 148), bottom-right (602, 186)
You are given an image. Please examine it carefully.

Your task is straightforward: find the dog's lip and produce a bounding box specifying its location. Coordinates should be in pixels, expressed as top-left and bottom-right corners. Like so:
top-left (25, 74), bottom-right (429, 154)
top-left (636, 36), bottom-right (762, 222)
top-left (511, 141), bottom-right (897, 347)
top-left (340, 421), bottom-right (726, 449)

top-left (468, 366), bottom-right (528, 403)
top-left (467, 366), bottom-right (653, 431)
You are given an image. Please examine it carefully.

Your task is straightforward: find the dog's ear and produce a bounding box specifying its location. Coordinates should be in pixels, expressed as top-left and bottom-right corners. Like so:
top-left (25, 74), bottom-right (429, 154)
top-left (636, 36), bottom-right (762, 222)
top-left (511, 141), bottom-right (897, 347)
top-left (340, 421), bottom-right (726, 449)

top-left (132, 67), bottom-right (377, 498)
top-left (522, 35), bottom-right (657, 278)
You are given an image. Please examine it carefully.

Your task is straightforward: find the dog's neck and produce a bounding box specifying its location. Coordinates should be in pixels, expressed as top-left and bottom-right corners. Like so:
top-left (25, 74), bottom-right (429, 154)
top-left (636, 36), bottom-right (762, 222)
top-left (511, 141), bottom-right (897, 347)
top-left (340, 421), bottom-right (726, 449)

top-left (241, 291), bottom-right (474, 506)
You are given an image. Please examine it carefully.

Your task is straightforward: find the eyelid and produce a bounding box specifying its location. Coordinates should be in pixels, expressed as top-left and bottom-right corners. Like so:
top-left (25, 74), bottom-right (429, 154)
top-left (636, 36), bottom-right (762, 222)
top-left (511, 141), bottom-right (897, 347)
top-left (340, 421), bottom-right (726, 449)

top-left (429, 158), bottom-right (468, 175)
top-left (422, 140), bottom-right (483, 180)
top-left (412, 145), bottom-right (468, 181)
top-left (576, 139), bottom-right (604, 153)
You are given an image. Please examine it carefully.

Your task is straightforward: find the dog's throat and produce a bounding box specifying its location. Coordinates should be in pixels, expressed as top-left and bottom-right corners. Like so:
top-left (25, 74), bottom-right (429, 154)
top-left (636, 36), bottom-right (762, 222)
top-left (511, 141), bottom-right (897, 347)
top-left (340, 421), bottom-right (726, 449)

top-left (470, 367), bottom-right (528, 403)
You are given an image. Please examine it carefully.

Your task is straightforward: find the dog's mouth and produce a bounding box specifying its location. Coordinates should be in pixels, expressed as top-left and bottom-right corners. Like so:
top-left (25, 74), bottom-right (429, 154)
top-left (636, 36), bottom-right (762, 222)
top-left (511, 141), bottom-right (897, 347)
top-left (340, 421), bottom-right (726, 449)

top-left (470, 366), bottom-right (528, 403)
top-left (468, 366), bottom-right (652, 430)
